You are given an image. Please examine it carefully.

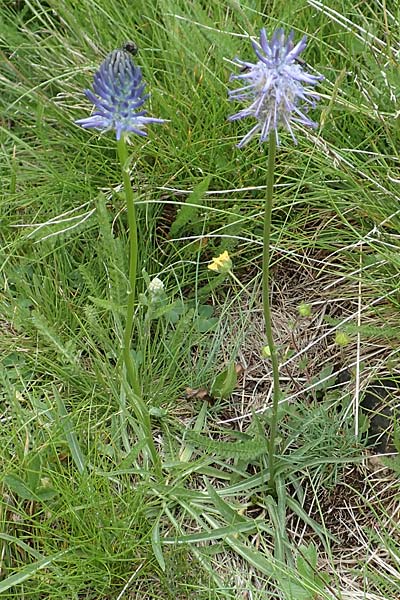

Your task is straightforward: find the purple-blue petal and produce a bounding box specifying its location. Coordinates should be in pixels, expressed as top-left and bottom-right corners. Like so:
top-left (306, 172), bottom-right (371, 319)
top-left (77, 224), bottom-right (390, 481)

top-left (228, 28), bottom-right (323, 147)
top-left (75, 46), bottom-right (165, 139)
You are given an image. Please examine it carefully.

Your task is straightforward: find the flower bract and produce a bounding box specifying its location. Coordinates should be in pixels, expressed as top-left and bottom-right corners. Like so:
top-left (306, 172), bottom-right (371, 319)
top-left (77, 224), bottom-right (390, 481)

top-left (75, 46), bottom-right (164, 140)
top-left (228, 28), bottom-right (323, 147)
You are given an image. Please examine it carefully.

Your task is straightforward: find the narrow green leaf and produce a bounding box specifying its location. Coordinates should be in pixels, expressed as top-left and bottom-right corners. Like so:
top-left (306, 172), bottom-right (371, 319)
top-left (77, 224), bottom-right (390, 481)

top-left (265, 496), bottom-right (286, 565)
top-left (55, 389), bottom-right (86, 475)
top-left (180, 400), bottom-right (208, 462)
top-left (163, 521), bottom-right (263, 544)
top-left (0, 549), bottom-right (68, 593)
top-left (119, 439), bottom-right (149, 469)
top-left (151, 519), bottom-right (165, 571)
top-left (205, 480), bottom-right (246, 525)
top-left (0, 533), bottom-right (43, 559)
top-left (225, 536), bottom-right (276, 578)
top-left (95, 194), bottom-right (118, 263)
top-left (286, 497), bottom-right (337, 549)
top-left (169, 175), bottom-right (211, 238)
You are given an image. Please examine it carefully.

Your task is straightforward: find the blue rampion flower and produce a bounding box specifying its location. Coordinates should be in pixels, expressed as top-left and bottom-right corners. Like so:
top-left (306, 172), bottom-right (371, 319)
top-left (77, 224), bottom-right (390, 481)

top-left (75, 47), bottom-right (164, 140)
top-left (228, 28), bottom-right (323, 147)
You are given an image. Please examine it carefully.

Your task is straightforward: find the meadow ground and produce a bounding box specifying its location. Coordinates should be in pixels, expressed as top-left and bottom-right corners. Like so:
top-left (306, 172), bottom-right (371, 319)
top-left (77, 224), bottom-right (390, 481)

top-left (1, 1), bottom-right (400, 598)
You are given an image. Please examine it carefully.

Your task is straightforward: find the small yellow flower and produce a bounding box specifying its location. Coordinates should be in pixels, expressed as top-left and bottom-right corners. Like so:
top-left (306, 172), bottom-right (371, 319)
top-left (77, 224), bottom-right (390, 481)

top-left (208, 251), bottom-right (232, 274)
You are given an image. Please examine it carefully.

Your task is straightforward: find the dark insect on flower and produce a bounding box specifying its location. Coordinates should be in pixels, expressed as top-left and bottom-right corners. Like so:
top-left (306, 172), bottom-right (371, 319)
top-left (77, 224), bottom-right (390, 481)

top-left (122, 40), bottom-right (138, 56)
top-left (294, 56), bottom-right (307, 67)
top-left (228, 28), bottom-right (323, 147)
top-left (75, 46), bottom-right (164, 140)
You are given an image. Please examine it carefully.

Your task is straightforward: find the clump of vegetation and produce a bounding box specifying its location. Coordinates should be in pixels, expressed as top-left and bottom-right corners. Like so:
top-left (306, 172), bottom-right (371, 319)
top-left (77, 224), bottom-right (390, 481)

top-left (1, 1), bottom-right (399, 598)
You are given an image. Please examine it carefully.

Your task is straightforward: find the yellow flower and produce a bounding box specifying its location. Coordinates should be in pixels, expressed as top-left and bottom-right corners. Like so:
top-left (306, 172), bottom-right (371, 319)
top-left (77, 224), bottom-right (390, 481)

top-left (208, 251), bottom-right (232, 274)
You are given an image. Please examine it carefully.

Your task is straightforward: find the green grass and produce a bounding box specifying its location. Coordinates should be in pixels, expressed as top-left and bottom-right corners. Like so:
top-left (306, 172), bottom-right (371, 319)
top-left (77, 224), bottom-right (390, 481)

top-left (1, 0), bottom-right (400, 598)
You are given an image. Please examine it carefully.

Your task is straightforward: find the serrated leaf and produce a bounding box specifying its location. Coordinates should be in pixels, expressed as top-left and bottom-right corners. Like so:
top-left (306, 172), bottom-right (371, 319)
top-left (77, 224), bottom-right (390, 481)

top-left (185, 431), bottom-right (266, 460)
top-left (88, 295), bottom-right (124, 315)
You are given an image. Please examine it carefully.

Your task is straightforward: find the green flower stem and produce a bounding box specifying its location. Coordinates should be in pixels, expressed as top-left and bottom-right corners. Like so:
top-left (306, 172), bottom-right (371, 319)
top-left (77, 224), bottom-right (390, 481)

top-left (117, 137), bottom-right (160, 475)
top-left (263, 134), bottom-right (280, 496)
top-left (117, 137), bottom-right (141, 398)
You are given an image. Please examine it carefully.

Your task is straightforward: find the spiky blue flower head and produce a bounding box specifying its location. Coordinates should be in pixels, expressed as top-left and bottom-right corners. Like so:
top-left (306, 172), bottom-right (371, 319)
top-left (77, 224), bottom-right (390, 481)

top-left (75, 46), bottom-right (164, 140)
top-left (228, 28), bottom-right (323, 148)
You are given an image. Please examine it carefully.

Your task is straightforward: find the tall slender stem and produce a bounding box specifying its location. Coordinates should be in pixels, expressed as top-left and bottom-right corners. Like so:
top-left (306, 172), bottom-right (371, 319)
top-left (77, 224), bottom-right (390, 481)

top-left (116, 137), bottom-right (161, 475)
top-left (262, 134), bottom-right (280, 495)
top-left (117, 137), bottom-right (141, 398)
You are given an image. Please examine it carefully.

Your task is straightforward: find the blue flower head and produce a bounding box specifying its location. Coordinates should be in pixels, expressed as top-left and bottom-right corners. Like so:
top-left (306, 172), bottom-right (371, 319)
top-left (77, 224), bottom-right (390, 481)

top-left (75, 46), bottom-right (164, 140)
top-left (228, 28), bottom-right (323, 147)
